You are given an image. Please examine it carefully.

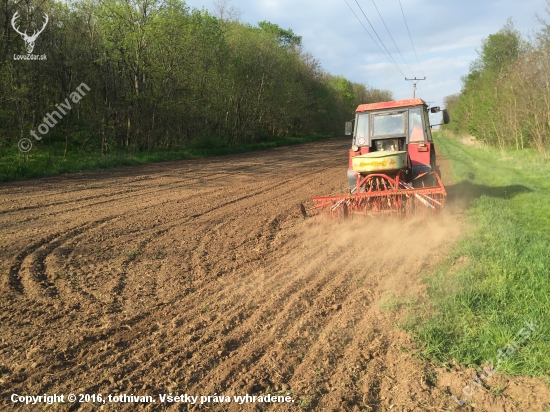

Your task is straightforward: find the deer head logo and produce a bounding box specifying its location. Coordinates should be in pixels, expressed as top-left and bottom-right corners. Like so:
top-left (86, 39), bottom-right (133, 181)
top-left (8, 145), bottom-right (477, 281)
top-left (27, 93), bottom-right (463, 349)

top-left (11, 12), bottom-right (49, 54)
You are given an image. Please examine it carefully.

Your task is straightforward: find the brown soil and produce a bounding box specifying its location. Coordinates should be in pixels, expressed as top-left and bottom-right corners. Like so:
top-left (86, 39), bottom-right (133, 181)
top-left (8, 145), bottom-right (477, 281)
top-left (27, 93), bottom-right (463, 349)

top-left (0, 137), bottom-right (548, 411)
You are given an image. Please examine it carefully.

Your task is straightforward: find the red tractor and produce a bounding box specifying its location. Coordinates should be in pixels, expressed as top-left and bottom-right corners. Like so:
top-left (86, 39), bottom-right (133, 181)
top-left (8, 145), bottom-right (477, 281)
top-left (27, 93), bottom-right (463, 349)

top-left (307, 98), bottom-right (450, 218)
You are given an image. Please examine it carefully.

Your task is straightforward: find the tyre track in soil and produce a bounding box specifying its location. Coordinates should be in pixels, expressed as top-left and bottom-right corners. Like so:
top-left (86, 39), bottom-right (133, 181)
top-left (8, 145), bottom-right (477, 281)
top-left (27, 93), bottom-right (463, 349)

top-left (1, 167), bottom-right (325, 296)
top-left (1, 137), bottom-right (548, 412)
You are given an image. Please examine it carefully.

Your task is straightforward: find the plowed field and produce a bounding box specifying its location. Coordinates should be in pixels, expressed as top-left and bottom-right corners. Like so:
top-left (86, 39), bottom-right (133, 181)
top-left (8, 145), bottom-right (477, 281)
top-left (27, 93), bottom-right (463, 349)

top-left (1, 138), bottom-right (548, 411)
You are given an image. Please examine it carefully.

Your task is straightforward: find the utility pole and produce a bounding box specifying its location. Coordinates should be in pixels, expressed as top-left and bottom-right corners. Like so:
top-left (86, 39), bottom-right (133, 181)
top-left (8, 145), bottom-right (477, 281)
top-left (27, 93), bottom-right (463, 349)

top-left (405, 77), bottom-right (426, 98)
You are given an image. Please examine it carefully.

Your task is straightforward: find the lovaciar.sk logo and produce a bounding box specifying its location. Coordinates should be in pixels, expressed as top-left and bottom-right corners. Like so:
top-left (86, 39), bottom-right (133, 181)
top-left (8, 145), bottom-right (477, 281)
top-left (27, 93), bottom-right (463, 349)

top-left (11, 11), bottom-right (48, 61)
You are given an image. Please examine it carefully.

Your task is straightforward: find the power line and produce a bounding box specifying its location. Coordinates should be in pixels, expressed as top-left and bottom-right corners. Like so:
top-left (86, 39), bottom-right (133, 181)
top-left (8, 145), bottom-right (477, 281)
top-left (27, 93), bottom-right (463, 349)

top-left (343, 0), bottom-right (405, 77)
top-left (353, 0), bottom-right (405, 77)
top-left (343, 0), bottom-right (389, 62)
top-left (344, 0), bottom-right (406, 78)
top-left (398, 0), bottom-right (425, 78)
top-left (369, 0), bottom-right (415, 76)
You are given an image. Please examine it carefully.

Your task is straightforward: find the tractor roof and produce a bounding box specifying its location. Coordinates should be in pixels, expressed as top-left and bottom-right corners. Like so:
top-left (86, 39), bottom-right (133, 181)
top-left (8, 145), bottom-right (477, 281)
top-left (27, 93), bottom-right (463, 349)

top-left (355, 98), bottom-right (427, 113)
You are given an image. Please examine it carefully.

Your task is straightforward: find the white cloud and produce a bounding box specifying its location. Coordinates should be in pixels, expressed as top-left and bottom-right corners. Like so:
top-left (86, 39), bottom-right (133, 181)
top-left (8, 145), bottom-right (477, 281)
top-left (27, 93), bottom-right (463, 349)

top-left (426, 36), bottom-right (481, 54)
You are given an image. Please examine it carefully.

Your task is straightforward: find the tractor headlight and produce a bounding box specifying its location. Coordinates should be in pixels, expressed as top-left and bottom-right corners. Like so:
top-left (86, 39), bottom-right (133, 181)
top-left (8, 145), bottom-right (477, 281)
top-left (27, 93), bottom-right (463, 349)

top-left (352, 145), bottom-right (359, 152)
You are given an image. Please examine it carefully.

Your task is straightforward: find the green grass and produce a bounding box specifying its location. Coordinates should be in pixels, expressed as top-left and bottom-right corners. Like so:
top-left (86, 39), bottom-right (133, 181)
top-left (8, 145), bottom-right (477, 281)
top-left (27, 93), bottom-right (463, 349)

top-left (0, 133), bottom-right (338, 182)
top-left (404, 132), bottom-right (550, 377)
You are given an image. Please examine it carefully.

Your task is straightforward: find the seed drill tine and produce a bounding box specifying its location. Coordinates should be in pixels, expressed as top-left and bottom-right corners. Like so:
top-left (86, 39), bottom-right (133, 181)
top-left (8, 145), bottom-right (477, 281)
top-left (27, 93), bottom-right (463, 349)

top-left (399, 181), bottom-right (443, 206)
top-left (398, 181), bottom-right (435, 209)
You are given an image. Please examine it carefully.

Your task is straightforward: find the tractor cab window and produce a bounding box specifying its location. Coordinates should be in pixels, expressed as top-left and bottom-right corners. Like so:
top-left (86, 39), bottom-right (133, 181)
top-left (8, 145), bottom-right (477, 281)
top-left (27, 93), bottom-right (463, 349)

top-left (354, 113), bottom-right (369, 146)
top-left (424, 109), bottom-right (433, 142)
top-left (408, 108), bottom-right (424, 142)
top-left (373, 112), bottom-right (405, 136)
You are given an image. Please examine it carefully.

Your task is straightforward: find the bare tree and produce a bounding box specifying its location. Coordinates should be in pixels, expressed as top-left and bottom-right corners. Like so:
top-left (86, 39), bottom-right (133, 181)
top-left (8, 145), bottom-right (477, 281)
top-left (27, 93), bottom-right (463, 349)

top-left (213, 0), bottom-right (241, 21)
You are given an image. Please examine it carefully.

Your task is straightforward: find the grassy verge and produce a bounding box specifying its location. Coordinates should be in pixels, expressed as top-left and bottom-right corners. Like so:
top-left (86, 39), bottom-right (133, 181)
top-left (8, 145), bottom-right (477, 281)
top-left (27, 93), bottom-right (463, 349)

top-left (405, 132), bottom-right (550, 377)
top-left (0, 133), bottom-right (338, 182)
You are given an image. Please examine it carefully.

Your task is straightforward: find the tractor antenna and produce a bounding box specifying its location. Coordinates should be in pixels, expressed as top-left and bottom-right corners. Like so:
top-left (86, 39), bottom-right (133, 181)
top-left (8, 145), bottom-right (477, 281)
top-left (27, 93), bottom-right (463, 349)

top-left (405, 77), bottom-right (425, 98)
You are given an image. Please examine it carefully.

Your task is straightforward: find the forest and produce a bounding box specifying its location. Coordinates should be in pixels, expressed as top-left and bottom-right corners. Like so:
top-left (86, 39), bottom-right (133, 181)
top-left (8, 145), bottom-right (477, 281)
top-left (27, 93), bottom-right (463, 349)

top-left (443, 13), bottom-right (550, 154)
top-left (0, 0), bottom-right (391, 161)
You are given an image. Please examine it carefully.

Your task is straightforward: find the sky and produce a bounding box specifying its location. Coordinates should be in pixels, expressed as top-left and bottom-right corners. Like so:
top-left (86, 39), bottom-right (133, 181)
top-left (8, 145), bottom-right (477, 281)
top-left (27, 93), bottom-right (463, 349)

top-left (183, 0), bottom-right (547, 122)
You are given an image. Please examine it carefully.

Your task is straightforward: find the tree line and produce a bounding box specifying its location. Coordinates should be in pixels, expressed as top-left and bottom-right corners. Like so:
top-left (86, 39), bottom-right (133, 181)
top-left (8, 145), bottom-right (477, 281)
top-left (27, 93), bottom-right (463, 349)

top-left (0, 0), bottom-right (391, 157)
top-left (443, 5), bottom-right (550, 154)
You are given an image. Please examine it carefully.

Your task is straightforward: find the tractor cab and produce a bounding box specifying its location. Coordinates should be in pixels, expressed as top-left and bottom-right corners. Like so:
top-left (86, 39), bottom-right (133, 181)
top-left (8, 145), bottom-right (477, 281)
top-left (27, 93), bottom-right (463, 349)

top-left (345, 98), bottom-right (449, 191)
